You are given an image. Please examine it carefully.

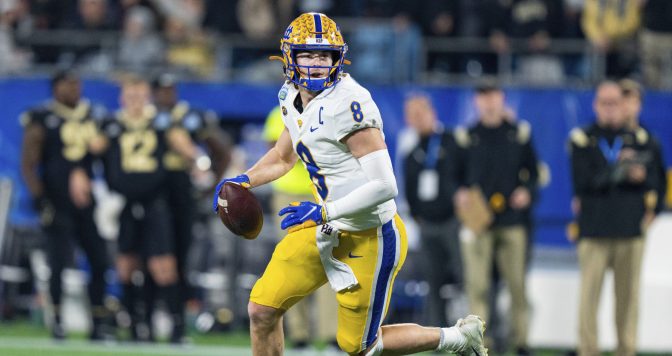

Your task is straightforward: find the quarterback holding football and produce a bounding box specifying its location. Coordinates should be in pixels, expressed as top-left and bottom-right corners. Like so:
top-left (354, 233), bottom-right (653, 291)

top-left (213, 13), bottom-right (488, 356)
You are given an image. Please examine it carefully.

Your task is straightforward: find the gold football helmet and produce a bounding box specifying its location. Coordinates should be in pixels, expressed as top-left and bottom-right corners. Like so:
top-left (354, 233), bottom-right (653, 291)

top-left (272, 13), bottom-right (348, 91)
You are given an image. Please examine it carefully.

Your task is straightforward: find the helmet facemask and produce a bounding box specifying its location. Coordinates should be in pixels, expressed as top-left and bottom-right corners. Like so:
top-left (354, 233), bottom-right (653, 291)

top-left (285, 45), bottom-right (347, 92)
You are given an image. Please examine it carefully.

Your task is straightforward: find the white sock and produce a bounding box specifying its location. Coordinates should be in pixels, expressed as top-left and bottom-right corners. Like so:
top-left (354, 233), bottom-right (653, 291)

top-left (436, 326), bottom-right (467, 352)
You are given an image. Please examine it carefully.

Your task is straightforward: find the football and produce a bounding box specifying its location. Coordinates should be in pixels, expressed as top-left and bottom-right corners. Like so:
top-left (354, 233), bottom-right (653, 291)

top-left (217, 182), bottom-right (263, 240)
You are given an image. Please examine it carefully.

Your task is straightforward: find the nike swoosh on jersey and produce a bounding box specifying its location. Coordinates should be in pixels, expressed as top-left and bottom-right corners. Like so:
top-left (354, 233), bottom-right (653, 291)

top-left (348, 252), bottom-right (363, 258)
top-left (310, 126), bottom-right (319, 132)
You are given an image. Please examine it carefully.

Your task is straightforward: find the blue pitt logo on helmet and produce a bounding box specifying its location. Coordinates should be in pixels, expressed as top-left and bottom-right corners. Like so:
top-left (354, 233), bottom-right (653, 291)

top-left (272, 13), bottom-right (348, 92)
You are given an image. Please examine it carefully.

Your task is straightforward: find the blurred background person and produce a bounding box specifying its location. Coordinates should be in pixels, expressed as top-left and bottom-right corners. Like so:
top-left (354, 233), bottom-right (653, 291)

top-left (454, 81), bottom-right (539, 355)
top-left (151, 0), bottom-right (206, 30)
top-left (418, 0), bottom-right (458, 75)
top-left (619, 79), bottom-right (668, 222)
top-left (261, 105), bottom-right (339, 350)
top-left (235, 0), bottom-right (286, 41)
top-left (58, 0), bottom-right (118, 71)
top-left (0, 0), bottom-right (32, 74)
top-left (486, 0), bottom-right (565, 84)
top-left (96, 77), bottom-right (180, 343)
top-left (61, 0), bottom-right (118, 30)
top-left (163, 15), bottom-right (215, 78)
top-left (19, 70), bottom-right (111, 340)
top-left (402, 93), bottom-right (462, 327)
top-left (639, 0), bottom-right (672, 90)
top-left (117, 5), bottom-right (164, 74)
top-left (581, 0), bottom-right (642, 78)
top-left (569, 81), bottom-right (656, 356)
top-left (347, 0), bottom-right (422, 83)
top-left (152, 73), bottom-right (232, 342)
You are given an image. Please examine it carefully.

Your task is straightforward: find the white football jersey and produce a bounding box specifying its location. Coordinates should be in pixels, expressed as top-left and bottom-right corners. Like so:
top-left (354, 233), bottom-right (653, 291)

top-left (277, 74), bottom-right (397, 231)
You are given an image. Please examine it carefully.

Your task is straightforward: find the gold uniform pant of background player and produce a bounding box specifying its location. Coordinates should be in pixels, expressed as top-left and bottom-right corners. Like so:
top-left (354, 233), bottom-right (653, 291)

top-left (250, 215), bottom-right (408, 354)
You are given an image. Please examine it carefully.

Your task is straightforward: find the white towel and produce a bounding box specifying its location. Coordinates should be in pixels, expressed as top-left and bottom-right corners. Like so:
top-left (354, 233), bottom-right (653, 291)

top-left (315, 224), bottom-right (359, 292)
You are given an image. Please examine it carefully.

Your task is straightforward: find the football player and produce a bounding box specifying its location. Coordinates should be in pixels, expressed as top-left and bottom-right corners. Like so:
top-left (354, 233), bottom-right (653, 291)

top-left (94, 76), bottom-right (201, 343)
top-left (213, 13), bottom-right (488, 356)
top-left (152, 73), bottom-right (232, 342)
top-left (262, 105), bottom-right (339, 349)
top-left (20, 70), bottom-right (111, 340)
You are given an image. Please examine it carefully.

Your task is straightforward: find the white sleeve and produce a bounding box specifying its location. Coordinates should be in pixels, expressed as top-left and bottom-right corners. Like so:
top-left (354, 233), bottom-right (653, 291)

top-left (324, 149), bottom-right (398, 221)
top-left (333, 91), bottom-right (383, 142)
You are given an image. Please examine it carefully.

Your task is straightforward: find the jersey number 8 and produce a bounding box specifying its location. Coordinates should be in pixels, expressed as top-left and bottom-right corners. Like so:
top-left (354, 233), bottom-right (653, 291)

top-left (296, 141), bottom-right (328, 200)
top-left (350, 101), bottom-right (364, 123)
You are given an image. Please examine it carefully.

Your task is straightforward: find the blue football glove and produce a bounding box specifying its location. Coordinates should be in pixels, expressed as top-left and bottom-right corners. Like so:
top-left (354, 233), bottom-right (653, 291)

top-left (212, 174), bottom-right (250, 212)
top-left (278, 201), bottom-right (326, 231)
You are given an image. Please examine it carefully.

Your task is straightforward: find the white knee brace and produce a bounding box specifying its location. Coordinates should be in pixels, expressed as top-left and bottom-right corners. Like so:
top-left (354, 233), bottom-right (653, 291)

top-left (364, 333), bottom-right (384, 356)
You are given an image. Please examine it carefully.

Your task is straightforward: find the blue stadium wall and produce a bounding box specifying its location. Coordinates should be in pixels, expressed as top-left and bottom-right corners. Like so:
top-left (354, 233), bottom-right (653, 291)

top-left (1, 78), bottom-right (670, 248)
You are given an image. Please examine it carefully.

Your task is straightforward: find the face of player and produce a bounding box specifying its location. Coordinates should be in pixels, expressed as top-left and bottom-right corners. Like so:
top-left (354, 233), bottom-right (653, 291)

top-left (295, 50), bottom-right (334, 79)
top-left (153, 86), bottom-right (177, 109)
top-left (121, 83), bottom-right (151, 115)
top-left (474, 90), bottom-right (505, 126)
top-left (54, 77), bottom-right (82, 107)
top-left (594, 84), bottom-right (625, 129)
top-left (404, 96), bottom-right (437, 136)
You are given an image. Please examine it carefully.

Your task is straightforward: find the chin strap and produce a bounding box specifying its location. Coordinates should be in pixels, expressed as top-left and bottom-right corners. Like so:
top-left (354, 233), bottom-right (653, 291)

top-left (268, 55), bottom-right (286, 66)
